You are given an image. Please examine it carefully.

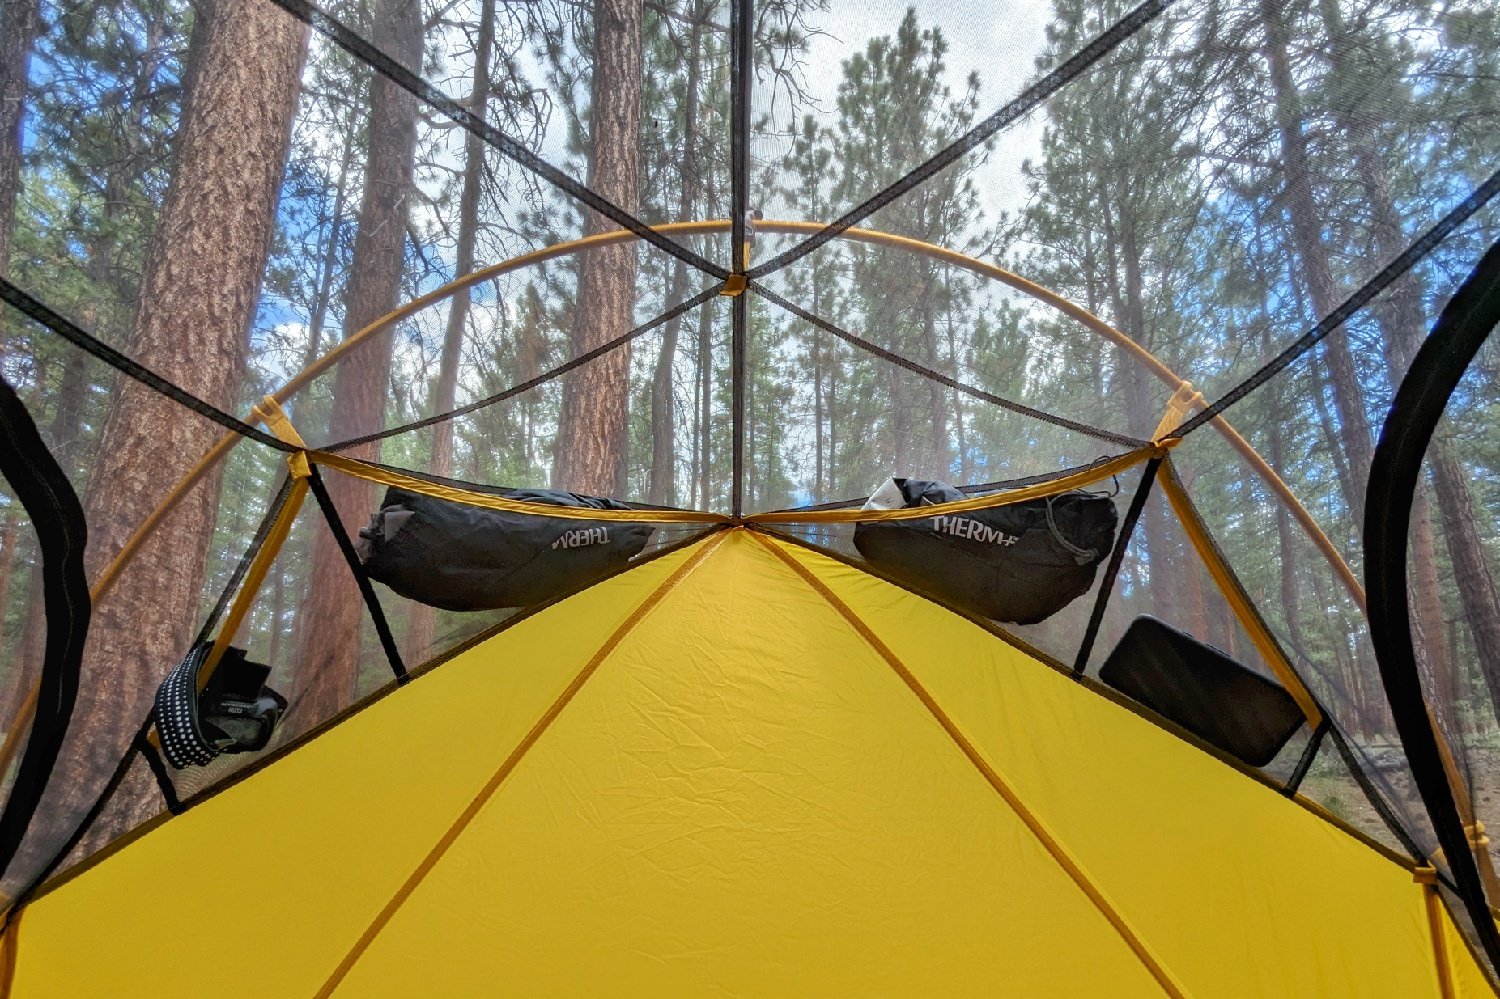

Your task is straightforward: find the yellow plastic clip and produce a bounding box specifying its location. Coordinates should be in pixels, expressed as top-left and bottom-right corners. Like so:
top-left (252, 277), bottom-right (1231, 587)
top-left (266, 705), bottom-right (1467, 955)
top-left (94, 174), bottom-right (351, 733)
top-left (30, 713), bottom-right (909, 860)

top-left (1151, 382), bottom-right (1205, 446)
top-left (1413, 865), bottom-right (1439, 885)
top-left (720, 273), bottom-right (748, 297)
top-left (251, 395), bottom-right (311, 478)
top-left (252, 395), bottom-right (308, 448)
top-left (286, 449), bottom-right (311, 480)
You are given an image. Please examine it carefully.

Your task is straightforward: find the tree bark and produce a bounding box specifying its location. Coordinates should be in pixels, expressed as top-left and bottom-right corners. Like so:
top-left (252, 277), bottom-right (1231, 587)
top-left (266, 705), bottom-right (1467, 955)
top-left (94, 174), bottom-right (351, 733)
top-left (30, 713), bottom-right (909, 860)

top-left (552, 0), bottom-right (643, 495)
top-left (406, 0), bottom-right (493, 665)
top-left (0, 0), bottom-right (39, 282)
top-left (647, 3), bottom-right (703, 507)
top-left (1313, 0), bottom-right (1500, 724)
top-left (298, 120), bottom-right (360, 393)
top-left (1100, 190), bottom-right (1171, 615)
top-left (920, 274), bottom-right (947, 474)
top-left (291, 0), bottom-right (421, 725)
top-left (1259, 0), bottom-right (1373, 526)
top-left (52, 1), bottom-right (308, 846)
top-left (1430, 440), bottom-right (1500, 727)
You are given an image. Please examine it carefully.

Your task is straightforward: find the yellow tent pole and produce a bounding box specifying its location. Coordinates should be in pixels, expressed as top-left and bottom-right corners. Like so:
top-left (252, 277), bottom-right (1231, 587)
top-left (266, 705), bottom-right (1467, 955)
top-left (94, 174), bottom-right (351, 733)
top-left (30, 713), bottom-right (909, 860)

top-left (85, 219), bottom-right (1359, 613)
top-left (82, 221), bottom-right (732, 607)
top-left (1157, 458), bottom-right (1323, 728)
top-left (0, 218), bottom-right (1373, 796)
top-left (195, 474), bottom-right (310, 693)
top-left (0, 686), bottom-right (39, 792)
top-left (1416, 867), bottom-right (1457, 999)
top-left (761, 220), bottom-right (1365, 614)
top-left (1429, 709), bottom-right (1500, 904)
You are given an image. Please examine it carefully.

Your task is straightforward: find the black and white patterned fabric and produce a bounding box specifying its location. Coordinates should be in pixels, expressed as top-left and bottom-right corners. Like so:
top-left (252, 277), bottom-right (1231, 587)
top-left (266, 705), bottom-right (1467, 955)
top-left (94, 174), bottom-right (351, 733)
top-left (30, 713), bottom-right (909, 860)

top-left (153, 644), bottom-right (216, 769)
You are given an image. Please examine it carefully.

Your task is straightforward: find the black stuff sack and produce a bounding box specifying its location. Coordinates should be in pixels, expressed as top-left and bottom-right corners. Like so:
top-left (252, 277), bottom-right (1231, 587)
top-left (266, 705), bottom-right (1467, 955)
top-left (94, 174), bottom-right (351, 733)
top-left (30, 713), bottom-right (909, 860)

top-left (357, 486), bottom-right (656, 612)
top-left (852, 477), bottom-right (1118, 624)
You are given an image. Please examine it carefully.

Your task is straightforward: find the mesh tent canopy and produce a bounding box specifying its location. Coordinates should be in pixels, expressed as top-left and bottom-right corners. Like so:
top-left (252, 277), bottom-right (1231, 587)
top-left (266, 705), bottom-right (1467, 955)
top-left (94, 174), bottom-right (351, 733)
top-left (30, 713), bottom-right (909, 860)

top-left (0, 0), bottom-right (1499, 992)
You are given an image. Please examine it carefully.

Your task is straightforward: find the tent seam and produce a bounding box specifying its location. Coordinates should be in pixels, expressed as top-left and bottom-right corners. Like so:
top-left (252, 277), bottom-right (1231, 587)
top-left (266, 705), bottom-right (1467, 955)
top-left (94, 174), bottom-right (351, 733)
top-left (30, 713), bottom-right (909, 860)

top-left (748, 531), bottom-right (1189, 999)
top-left (311, 531), bottom-right (730, 999)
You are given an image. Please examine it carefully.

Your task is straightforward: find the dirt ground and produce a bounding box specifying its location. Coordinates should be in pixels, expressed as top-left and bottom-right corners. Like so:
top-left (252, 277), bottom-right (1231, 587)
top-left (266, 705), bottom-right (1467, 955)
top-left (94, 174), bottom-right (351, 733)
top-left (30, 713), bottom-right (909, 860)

top-left (1300, 740), bottom-right (1500, 869)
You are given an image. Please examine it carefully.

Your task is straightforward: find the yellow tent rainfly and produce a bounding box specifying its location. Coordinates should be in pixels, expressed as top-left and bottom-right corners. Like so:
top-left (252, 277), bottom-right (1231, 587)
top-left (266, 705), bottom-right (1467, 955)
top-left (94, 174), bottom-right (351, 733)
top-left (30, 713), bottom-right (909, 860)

top-left (0, 0), bottom-right (1497, 995)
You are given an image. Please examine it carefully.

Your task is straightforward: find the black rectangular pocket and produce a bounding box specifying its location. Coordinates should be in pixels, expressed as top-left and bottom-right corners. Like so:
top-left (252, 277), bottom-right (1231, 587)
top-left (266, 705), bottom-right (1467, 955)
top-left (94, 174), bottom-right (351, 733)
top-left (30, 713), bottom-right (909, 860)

top-left (1099, 616), bottom-right (1304, 767)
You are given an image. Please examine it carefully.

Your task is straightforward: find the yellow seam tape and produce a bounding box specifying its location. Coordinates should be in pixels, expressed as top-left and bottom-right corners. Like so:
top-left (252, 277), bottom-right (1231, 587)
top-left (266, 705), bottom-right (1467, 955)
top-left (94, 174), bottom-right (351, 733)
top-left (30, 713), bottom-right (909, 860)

top-left (313, 532), bottom-right (730, 999)
top-left (751, 531), bottom-right (1189, 999)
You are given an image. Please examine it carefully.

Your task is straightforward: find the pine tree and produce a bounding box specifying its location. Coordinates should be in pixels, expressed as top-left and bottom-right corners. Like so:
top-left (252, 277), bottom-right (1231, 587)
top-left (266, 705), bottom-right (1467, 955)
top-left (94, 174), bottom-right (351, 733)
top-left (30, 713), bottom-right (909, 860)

top-left (55, 0), bottom-right (309, 845)
top-left (292, 0), bottom-right (422, 725)
top-left (552, 0), bottom-right (644, 495)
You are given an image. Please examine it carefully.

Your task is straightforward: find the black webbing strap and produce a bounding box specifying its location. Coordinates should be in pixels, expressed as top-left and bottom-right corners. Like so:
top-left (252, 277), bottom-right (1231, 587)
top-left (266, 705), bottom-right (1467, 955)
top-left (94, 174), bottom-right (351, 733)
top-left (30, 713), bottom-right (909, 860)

top-left (0, 278), bottom-right (293, 452)
top-left (746, 0), bottom-right (1173, 279)
top-left (730, 292), bottom-right (747, 519)
top-left (305, 465), bottom-right (409, 684)
top-left (265, 0), bottom-right (727, 282)
top-left (1071, 456), bottom-right (1161, 676)
top-left (0, 376), bottom-right (90, 885)
top-left (1176, 167), bottom-right (1500, 437)
top-left (1364, 237), bottom-right (1500, 970)
top-left (1324, 724), bottom-right (1430, 866)
top-left (327, 285), bottom-right (722, 452)
top-left (728, 0), bottom-right (752, 519)
top-left (138, 737), bottom-right (184, 815)
top-left (1283, 719), bottom-right (1328, 797)
top-left (751, 281), bottom-right (1146, 448)
top-left (195, 475), bottom-right (298, 648)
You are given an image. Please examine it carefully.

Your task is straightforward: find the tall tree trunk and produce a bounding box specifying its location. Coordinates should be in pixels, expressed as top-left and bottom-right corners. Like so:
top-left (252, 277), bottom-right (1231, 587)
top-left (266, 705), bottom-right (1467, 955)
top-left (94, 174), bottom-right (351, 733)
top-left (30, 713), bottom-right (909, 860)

top-left (1266, 395), bottom-right (1308, 655)
top-left (298, 121), bottom-right (360, 390)
top-left (406, 0), bottom-right (493, 665)
top-left (826, 340), bottom-right (838, 498)
top-left (1259, 0), bottom-right (1373, 525)
top-left (1315, 0), bottom-right (1500, 721)
top-left (920, 271), bottom-right (946, 474)
top-left (292, 0), bottom-right (421, 724)
top-left (696, 299), bottom-right (713, 507)
top-left (552, 0), bottom-right (643, 495)
top-left (812, 330), bottom-right (824, 496)
top-left (0, 0), bottom-right (39, 285)
top-left (648, 258), bottom-right (687, 505)
top-left (1101, 194), bottom-right (1171, 614)
top-left (268, 564), bottom-right (285, 670)
top-left (648, 4), bottom-right (703, 506)
top-left (50, 1), bottom-right (308, 845)
top-left (1431, 443), bottom-right (1500, 727)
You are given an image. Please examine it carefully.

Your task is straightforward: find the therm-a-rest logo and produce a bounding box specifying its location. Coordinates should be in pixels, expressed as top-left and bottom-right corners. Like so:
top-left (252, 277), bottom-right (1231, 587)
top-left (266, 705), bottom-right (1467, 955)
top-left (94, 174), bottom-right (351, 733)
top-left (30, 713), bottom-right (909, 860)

top-left (930, 515), bottom-right (1019, 546)
top-left (551, 526), bottom-right (611, 550)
